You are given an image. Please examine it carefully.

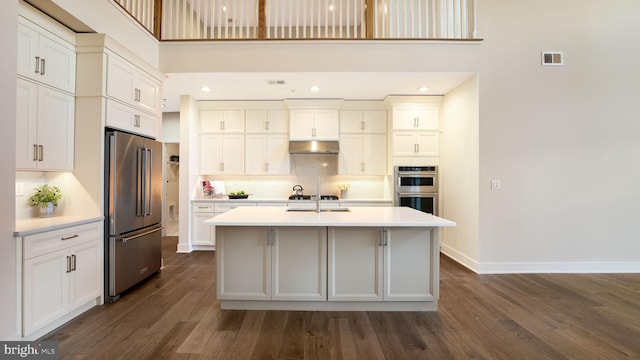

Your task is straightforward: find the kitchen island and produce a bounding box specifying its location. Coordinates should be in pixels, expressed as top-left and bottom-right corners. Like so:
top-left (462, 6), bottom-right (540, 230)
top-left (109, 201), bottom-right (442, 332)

top-left (205, 206), bottom-right (455, 311)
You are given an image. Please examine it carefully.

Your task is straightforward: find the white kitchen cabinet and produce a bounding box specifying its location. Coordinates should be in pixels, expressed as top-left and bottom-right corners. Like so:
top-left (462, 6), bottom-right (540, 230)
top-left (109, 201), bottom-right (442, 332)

top-left (328, 227), bottom-right (436, 302)
top-left (107, 54), bottom-right (161, 115)
top-left (339, 134), bottom-right (387, 175)
top-left (289, 109), bottom-right (339, 140)
top-left (327, 227), bottom-right (383, 301)
top-left (17, 19), bottom-right (76, 93)
top-left (392, 106), bottom-right (439, 130)
top-left (16, 78), bottom-right (74, 171)
top-left (106, 99), bottom-right (158, 139)
top-left (75, 34), bottom-right (164, 139)
top-left (339, 110), bottom-right (387, 133)
top-left (245, 134), bottom-right (290, 175)
top-left (392, 132), bottom-right (439, 157)
top-left (190, 201), bottom-right (257, 249)
top-left (245, 109), bottom-right (289, 133)
top-left (191, 203), bottom-right (215, 246)
top-left (200, 110), bottom-right (245, 133)
top-left (21, 221), bottom-right (102, 338)
top-left (199, 134), bottom-right (245, 174)
top-left (217, 226), bottom-right (327, 301)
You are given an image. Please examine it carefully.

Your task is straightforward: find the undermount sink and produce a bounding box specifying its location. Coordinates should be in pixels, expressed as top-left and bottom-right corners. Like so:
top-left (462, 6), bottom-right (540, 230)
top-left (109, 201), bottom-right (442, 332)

top-left (287, 208), bottom-right (350, 212)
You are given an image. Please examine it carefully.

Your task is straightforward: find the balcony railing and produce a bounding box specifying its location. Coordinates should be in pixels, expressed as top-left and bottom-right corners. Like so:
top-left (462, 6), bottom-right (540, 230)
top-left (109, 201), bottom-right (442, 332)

top-left (114, 0), bottom-right (477, 41)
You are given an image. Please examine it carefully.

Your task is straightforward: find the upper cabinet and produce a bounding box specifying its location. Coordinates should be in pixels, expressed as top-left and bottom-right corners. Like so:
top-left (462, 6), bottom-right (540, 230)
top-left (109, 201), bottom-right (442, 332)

top-left (17, 18), bottom-right (76, 94)
top-left (200, 110), bottom-right (245, 133)
top-left (339, 110), bottom-right (387, 133)
top-left (245, 109), bottom-right (289, 133)
top-left (16, 78), bottom-right (74, 171)
top-left (106, 55), bottom-right (162, 115)
top-left (391, 103), bottom-right (441, 160)
top-left (16, 13), bottom-right (76, 171)
top-left (289, 109), bottom-right (339, 140)
top-left (287, 100), bottom-right (341, 141)
top-left (392, 106), bottom-right (439, 130)
top-left (76, 34), bottom-right (165, 139)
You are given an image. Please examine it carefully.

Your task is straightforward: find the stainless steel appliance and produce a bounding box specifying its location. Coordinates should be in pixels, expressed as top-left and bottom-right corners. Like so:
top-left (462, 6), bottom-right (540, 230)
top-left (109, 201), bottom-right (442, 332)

top-left (105, 129), bottom-right (163, 302)
top-left (394, 166), bottom-right (438, 215)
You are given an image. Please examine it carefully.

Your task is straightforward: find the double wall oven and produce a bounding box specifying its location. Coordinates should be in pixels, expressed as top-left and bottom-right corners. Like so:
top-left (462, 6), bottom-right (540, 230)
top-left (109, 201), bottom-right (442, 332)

top-left (394, 166), bottom-right (438, 215)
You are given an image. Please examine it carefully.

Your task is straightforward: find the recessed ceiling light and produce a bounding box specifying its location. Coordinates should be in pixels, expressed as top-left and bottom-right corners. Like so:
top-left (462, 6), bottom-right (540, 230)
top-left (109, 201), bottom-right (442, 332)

top-left (310, 86), bottom-right (320, 92)
top-left (201, 86), bottom-right (211, 92)
top-left (329, 4), bottom-right (334, 11)
top-left (418, 86), bottom-right (430, 92)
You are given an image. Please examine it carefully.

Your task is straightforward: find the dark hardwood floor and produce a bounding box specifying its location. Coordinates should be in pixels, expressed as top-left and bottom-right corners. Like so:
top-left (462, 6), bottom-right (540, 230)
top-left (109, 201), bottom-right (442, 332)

top-left (43, 236), bottom-right (640, 359)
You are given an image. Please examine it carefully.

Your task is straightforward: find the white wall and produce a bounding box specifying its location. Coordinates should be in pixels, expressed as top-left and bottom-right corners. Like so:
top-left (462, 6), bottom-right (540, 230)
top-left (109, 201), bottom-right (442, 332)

top-left (49, 0), bottom-right (159, 66)
top-left (441, 75), bottom-right (480, 271)
top-left (160, 0), bottom-right (640, 272)
top-left (1, 0), bottom-right (18, 341)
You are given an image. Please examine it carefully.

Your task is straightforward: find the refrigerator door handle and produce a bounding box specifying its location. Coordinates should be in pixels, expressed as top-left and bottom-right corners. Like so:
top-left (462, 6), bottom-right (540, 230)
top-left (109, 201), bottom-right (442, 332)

top-left (121, 226), bottom-right (163, 243)
top-left (146, 148), bottom-right (153, 216)
top-left (136, 148), bottom-right (144, 217)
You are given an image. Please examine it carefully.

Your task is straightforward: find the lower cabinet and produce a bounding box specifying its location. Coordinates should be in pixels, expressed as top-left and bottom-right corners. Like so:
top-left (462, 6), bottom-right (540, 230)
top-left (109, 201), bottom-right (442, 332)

top-left (216, 226), bottom-right (327, 301)
top-left (191, 203), bottom-right (215, 247)
top-left (328, 227), bottom-right (436, 302)
top-left (21, 221), bottom-right (102, 338)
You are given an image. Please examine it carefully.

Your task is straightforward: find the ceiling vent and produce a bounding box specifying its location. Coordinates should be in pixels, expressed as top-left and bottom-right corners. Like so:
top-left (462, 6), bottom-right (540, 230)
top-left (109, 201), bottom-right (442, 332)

top-left (542, 51), bottom-right (564, 66)
top-left (267, 80), bottom-right (286, 85)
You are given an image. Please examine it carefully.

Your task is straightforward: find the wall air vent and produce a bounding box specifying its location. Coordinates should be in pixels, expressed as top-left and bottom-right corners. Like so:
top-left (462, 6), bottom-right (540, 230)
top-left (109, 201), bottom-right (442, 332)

top-left (542, 51), bottom-right (564, 66)
top-left (267, 80), bottom-right (286, 85)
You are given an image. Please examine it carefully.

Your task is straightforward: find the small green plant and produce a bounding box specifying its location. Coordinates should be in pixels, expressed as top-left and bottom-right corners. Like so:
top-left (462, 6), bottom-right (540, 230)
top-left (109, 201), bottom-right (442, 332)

top-left (29, 185), bottom-right (63, 208)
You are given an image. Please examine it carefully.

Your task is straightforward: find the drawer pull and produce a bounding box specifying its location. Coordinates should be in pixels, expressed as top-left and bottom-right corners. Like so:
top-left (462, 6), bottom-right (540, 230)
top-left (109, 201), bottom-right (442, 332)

top-left (61, 234), bottom-right (79, 241)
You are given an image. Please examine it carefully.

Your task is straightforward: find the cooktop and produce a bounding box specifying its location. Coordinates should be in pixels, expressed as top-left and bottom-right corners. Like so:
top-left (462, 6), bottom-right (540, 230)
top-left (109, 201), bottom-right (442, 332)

top-left (288, 195), bottom-right (339, 200)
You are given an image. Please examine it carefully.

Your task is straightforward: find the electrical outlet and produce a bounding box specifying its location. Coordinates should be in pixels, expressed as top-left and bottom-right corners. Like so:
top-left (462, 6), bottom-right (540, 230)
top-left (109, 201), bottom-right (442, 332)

top-left (16, 182), bottom-right (24, 196)
top-left (490, 179), bottom-right (502, 190)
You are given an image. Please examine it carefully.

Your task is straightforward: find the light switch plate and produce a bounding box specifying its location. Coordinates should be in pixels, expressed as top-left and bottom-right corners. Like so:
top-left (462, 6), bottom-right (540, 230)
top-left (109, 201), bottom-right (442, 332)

top-left (16, 182), bottom-right (24, 196)
top-left (490, 179), bottom-right (502, 190)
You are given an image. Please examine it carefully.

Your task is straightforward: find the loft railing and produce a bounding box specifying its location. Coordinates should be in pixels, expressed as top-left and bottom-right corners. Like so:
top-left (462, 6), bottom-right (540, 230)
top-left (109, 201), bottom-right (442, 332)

top-left (113, 0), bottom-right (477, 41)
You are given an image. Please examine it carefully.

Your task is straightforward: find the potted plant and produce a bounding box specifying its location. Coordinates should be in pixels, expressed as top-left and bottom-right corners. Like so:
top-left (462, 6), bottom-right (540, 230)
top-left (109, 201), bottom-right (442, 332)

top-left (29, 184), bottom-right (63, 217)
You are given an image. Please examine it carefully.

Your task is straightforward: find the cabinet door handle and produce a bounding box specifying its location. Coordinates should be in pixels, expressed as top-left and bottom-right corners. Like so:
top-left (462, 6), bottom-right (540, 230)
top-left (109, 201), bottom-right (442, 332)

top-left (38, 145), bottom-right (44, 161)
top-left (61, 234), bottom-right (79, 241)
top-left (33, 144), bottom-right (38, 161)
top-left (265, 120), bottom-right (270, 131)
top-left (71, 254), bottom-right (77, 271)
top-left (312, 128), bottom-right (316, 137)
top-left (361, 121), bottom-right (365, 130)
top-left (383, 230), bottom-right (388, 246)
top-left (134, 88), bottom-right (141, 102)
top-left (34, 56), bottom-right (40, 74)
top-left (220, 121), bottom-right (225, 131)
top-left (66, 256), bottom-right (72, 273)
top-left (220, 163), bottom-right (224, 171)
top-left (264, 163), bottom-right (269, 172)
top-left (361, 162), bottom-right (365, 172)
top-left (379, 230), bottom-right (385, 246)
top-left (40, 58), bottom-right (46, 76)
top-left (416, 144), bottom-right (420, 153)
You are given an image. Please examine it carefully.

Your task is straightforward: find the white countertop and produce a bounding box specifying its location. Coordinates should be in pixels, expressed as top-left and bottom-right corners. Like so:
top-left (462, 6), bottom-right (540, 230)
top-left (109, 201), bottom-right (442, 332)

top-left (192, 198), bottom-right (393, 203)
top-left (15, 216), bottom-right (103, 237)
top-left (205, 206), bottom-right (456, 227)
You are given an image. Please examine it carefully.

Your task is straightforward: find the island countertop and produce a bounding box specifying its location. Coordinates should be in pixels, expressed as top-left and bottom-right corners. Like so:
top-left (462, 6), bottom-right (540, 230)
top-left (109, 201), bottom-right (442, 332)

top-left (205, 206), bottom-right (456, 227)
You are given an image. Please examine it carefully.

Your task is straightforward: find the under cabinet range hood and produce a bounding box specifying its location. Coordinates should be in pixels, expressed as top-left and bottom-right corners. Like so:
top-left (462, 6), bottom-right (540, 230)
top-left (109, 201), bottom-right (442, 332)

top-left (289, 140), bottom-right (339, 154)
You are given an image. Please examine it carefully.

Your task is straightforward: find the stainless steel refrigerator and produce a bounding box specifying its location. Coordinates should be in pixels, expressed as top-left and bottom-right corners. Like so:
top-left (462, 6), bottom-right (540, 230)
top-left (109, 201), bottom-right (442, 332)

top-left (105, 129), bottom-right (163, 302)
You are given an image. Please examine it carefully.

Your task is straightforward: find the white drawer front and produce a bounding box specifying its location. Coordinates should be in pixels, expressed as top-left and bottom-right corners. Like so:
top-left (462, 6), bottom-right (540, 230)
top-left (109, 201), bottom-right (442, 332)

top-left (23, 222), bottom-right (101, 260)
top-left (192, 203), bottom-right (215, 212)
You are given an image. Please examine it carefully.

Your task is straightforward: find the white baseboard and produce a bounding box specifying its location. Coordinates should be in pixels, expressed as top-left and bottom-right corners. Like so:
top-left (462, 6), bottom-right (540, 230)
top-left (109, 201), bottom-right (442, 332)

top-left (440, 244), bottom-right (640, 274)
top-left (440, 244), bottom-right (479, 273)
top-left (176, 243), bottom-right (192, 253)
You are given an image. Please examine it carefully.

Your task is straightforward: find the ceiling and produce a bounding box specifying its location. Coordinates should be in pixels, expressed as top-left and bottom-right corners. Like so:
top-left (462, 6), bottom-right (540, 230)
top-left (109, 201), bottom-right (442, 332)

top-left (161, 72), bottom-right (475, 112)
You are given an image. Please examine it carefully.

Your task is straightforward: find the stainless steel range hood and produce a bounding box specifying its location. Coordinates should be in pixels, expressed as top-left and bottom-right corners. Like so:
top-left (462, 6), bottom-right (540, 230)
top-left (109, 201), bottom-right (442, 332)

top-left (289, 140), bottom-right (339, 154)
